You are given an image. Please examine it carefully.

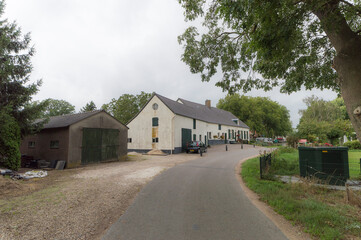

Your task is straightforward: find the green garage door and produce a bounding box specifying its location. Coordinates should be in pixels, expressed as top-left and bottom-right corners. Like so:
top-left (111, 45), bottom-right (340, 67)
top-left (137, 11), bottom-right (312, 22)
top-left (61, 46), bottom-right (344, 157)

top-left (82, 128), bottom-right (119, 164)
top-left (181, 128), bottom-right (192, 152)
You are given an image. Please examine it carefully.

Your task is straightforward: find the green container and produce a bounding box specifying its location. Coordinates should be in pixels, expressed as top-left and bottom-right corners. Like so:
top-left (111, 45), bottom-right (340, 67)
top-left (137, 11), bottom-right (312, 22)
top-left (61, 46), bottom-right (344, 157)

top-left (298, 147), bottom-right (349, 186)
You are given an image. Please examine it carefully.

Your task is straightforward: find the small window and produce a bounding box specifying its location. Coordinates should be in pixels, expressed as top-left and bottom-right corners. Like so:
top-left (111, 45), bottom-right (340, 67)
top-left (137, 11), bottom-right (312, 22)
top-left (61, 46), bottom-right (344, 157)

top-left (199, 135), bottom-right (202, 141)
top-left (50, 140), bottom-right (59, 149)
top-left (193, 119), bottom-right (196, 129)
top-left (208, 132), bottom-right (212, 139)
top-left (152, 117), bottom-right (159, 127)
top-left (193, 134), bottom-right (196, 141)
top-left (127, 138), bottom-right (132, 143)
top-left (218, 124), bottom-right (221, 130)
top-left (232, 119), bottom-right (238, 125)
top-left (152, 137), bottom-right (159, 143)
top-left (28, 141), bottom-right (35, 148)
top-left (152, 103), bottom-right (158, 110)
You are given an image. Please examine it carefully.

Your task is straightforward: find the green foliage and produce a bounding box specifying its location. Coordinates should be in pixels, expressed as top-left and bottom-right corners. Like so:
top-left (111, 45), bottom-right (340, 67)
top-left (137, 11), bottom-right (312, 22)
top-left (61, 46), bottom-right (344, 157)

top-left (40, 98), bottom-right (75, 117)
top-left (177, 0), bottom-right (352, 94)
top-left (102, 91), bottom-right (152, 124)
top-left (0, 1), bottom-right (44, 137)
top-left (297, 96), bottom-right (353, 143)
top-left (217, 94), bottom-right (292, 137)
top-left (344, 140), bottom-right (361, 150)
top-left (286, 131), bottom-right (300, 148)
top-left (242, 157), bottom-right (361, 239)
top-left (0, 109), bottom-right (21, 170)
top-left (80, 101), bottom-right (97, 113)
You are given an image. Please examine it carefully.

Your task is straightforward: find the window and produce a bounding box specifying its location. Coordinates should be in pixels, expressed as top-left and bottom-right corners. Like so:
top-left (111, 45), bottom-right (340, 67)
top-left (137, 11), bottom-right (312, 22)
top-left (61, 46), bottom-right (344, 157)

top-left (127, 138), bottom-right (132, 143)
top-left (218, 124), bottom-right (221, 130)
top-left (232, 119), bottom-right (238, 125)
top-left (50, 140), bottom-right (59, 149)
top-left (199, 135), bottom-right (202, 141)
top-left (208, 132), bottom-right (212, 139)
top-left (152, 103), bottom-right (158, 110)
top-left (247, 131), bottom-right (249, 139)
top-left (28, 141), bottom-right (35, 148)
top-left (152, 117), bottom-right (159, 127)
top-left (152, 137), bottom-right (159, 143)
top-left (244, 131), bottom-right (246, 139)
top-left (193, 134), bottom-right (196, 141)
top-left (193, 119), bottom-right (196, 129)
top-left (232, 130), bottom-right (235, 139)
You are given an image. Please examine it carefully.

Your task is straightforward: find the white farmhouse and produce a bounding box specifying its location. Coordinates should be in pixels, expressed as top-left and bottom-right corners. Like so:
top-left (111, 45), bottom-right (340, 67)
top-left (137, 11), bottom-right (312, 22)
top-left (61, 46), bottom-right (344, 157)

top-left (127, 93), bottom-right (250, 154)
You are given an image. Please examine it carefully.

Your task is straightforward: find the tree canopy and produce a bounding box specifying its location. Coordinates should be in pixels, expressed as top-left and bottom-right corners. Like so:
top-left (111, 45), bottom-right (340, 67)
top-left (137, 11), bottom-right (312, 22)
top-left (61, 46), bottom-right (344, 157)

top-left (80, 101), bottom-right (97, 113)
top-left (217, 94), bottom-right (292, 137)
top-left (178, 0), bottom-right (361, 141)
top-left (39, 99), bottom-right (75, 117)
top-left (102, 92), bottom-right (152, 124)
top-left (297, 96), bottom-right (353, 143)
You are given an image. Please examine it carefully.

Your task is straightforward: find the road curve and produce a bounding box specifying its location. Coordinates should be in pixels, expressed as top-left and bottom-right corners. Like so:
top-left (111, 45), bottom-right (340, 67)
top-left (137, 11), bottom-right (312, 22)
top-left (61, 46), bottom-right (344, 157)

top-left (103, 144), bottom-right (288, 240)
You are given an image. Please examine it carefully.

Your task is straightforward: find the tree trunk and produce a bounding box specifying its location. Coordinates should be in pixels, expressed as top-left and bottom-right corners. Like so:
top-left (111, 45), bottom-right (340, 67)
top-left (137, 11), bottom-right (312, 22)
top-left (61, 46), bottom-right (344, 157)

top-left (313, 2), bottom-right (361, 141)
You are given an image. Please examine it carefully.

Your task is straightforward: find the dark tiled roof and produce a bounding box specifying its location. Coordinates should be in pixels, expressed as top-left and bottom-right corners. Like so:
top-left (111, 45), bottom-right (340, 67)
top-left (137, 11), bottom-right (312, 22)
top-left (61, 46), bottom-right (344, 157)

top-left (41, 110), bottom-right (104, 129)
top-left (155, 94), bottom-right (249, 128)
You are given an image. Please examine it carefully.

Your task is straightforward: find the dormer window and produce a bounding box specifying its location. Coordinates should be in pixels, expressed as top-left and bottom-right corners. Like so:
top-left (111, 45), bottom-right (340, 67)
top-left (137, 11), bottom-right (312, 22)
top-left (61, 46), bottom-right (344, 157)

top-left (232, 119), bottom-right (238, 125)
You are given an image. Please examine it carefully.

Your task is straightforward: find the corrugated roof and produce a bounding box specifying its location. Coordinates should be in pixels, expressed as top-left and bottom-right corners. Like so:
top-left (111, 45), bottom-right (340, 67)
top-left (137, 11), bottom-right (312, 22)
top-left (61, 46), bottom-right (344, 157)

top-left (41, 110), bottom-right (104, 129)
top-left (155, 93), bottom-right (249, 128)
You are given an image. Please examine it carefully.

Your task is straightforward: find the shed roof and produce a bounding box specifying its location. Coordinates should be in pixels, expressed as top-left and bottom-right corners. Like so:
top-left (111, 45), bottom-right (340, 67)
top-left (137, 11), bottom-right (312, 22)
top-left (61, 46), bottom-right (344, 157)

top-left (155, 93), bottom-right (249, 128)
top-left (40, 110), bottom-right (127, 129)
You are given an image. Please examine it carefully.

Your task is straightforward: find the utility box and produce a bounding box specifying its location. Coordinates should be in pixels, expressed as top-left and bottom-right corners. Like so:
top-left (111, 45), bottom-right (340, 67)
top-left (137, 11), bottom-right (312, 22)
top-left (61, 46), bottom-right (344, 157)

top-left (298, 147), bottom-right (349, 186)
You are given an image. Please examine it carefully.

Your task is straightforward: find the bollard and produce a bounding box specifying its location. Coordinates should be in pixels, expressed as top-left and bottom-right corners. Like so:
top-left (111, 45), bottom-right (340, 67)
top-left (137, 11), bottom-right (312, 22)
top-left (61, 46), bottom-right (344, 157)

top-left (253, 144), bottom-right (255, 148)
top-left (200, 149), bottom-right (203, 157)
top-left (241, 142), bottom-right (243, 149)
top-left (226, 145), bottom-right (228, 151)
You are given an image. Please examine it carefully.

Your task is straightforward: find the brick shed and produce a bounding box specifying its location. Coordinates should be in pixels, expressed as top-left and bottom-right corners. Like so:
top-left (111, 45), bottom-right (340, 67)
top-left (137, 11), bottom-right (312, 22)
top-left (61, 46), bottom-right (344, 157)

top-left (20, 110), bottom-right (128, 168)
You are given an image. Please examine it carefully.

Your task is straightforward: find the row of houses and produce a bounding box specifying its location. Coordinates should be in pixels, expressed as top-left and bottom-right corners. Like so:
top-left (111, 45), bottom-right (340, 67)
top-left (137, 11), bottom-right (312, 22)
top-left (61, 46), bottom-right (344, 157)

top-left (20, 93), bottom-right (250, 168)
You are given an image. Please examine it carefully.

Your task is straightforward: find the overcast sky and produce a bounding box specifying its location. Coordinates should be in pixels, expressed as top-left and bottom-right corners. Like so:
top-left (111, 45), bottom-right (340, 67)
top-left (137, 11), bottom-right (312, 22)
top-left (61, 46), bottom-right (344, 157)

top-left (4, 0), bottom-right (338, 127)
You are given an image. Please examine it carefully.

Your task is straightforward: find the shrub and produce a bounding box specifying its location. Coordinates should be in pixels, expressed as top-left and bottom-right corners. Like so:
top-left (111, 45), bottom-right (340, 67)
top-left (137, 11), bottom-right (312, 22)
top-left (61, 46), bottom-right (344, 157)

top-left (0, 111), bottom-right (21, 170)
top-left (343, 140), bottom-right (361, 150)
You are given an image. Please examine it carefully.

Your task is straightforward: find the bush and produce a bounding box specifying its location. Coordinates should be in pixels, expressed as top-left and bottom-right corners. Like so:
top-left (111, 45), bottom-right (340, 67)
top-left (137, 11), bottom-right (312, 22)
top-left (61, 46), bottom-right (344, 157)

top-left (343, 140), bottom-right (361, 150)
top-left (0, 111), bottom-right (21, 170)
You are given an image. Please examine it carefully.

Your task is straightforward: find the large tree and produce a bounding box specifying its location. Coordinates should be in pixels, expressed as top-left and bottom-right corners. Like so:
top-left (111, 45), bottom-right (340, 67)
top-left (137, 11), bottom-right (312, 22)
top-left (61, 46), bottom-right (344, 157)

top-left (102, 91), bottom-right (152, 124)
top-left (40, 98), bottom-right (75, 117)
top-left (80, 101), bottom-right (97, 113)
top-left (297, 96), bottom-right (353, 143)
top-left (217, 94), bottom-right (292, 137)
top-left (0, 1), bottom-right (44, 169)
top-left (178, 0), bottom-right (361, 141)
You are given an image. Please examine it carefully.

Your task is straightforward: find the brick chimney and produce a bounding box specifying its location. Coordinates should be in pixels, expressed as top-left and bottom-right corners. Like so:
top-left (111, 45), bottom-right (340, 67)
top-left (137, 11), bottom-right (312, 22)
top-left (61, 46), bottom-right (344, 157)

top-left (205, 100), bottom-right (211, 108)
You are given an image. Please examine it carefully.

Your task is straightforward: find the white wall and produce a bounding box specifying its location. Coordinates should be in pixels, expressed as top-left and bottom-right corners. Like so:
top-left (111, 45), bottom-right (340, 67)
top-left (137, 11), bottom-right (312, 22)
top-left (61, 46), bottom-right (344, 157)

top-left (127, 96), bottom-right (175, 151)
top-left (173, 115), bottom-right (249, 148)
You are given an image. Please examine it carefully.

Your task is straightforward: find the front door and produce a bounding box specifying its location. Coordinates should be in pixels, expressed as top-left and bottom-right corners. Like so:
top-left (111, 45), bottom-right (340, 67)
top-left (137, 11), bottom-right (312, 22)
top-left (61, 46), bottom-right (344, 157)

top-left (181, 128), bottom-right (192, 152)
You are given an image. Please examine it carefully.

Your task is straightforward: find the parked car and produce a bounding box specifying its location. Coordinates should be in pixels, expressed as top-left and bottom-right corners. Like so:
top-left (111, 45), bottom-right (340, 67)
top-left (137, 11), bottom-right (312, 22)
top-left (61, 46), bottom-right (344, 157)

top-left (186, 141), bottom-right (207, 153)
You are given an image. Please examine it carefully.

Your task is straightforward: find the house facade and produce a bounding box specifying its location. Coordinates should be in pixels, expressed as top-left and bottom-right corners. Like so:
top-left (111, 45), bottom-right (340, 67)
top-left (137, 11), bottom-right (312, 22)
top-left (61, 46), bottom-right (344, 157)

top-left (20, 110), bottom-right (128, 168)
top-left (127, 93), bottom-right (250, 154)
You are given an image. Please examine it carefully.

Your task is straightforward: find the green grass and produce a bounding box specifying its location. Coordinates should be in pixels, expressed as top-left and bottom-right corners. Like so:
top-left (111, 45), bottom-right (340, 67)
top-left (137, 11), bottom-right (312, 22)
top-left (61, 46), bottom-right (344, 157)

top-left (348, 150), bottom-right (361, 179)
top-left (242, 157), bottom-right (361, 239)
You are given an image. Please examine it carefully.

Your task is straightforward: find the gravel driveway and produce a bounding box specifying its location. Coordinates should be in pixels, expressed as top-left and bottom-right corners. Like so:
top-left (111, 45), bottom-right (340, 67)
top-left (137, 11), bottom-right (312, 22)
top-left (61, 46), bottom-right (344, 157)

top-left (0, 152), bottom-right (199, 240)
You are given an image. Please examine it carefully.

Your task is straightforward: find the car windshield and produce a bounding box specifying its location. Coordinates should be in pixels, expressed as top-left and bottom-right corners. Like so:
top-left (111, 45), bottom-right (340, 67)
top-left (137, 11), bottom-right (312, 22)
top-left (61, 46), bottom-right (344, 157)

top-left (190, 141), bottom-right (201, 146)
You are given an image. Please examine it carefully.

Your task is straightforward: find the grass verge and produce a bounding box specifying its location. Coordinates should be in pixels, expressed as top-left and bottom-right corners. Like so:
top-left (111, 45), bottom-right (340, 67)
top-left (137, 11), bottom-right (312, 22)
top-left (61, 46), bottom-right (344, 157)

top-left (242, 157), bottom-right (361, 240)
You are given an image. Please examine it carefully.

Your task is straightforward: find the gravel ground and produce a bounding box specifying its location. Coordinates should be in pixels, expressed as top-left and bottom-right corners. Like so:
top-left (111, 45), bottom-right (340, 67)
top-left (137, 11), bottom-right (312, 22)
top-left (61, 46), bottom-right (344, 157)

top-left (0, 152), bottom-right (199, 240)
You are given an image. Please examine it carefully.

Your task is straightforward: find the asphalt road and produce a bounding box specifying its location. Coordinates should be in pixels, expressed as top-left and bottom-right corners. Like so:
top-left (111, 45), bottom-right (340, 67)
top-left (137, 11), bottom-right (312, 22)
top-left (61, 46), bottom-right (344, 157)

top-left (102, 144), bottom-right (288, 240)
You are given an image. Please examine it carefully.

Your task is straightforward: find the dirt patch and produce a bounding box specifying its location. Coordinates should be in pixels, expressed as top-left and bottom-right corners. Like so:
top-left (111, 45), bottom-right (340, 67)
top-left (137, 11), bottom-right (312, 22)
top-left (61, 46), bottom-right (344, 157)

top-left (0, 153), bottom-right (198, 240)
